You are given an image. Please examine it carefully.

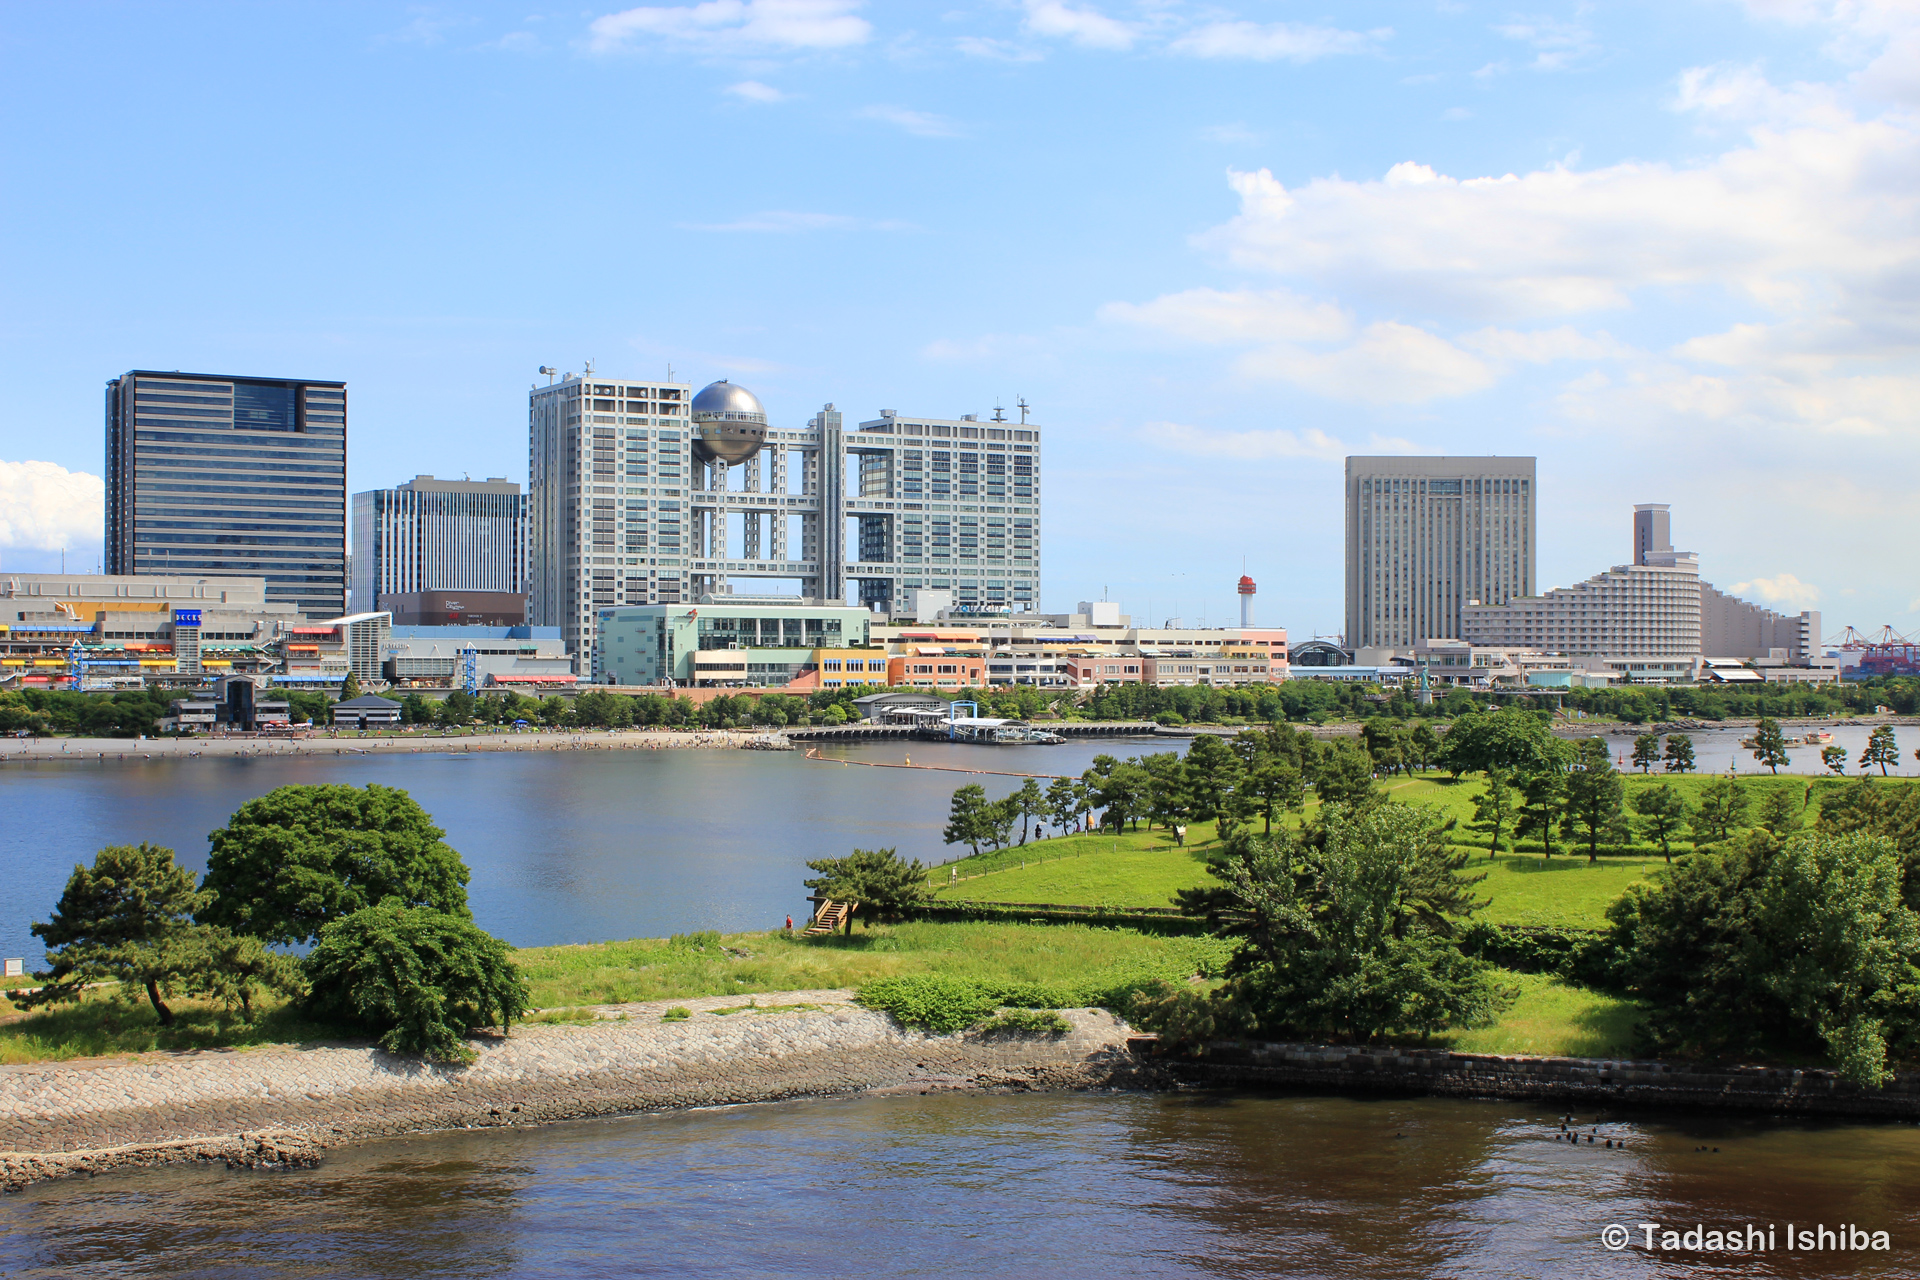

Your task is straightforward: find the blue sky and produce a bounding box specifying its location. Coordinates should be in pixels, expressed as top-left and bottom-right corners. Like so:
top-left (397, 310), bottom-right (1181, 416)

top-left (2, 1), bottom-right (1915, 638)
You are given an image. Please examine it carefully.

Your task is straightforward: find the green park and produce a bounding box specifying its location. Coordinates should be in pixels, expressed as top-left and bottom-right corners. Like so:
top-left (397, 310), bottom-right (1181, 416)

top-left (8, 706), bottom-right (1920, 1089)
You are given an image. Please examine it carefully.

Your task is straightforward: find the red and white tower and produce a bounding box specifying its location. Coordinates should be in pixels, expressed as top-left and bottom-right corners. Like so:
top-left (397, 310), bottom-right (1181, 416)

top-left (1237, 574), bottom-right (1256, 628)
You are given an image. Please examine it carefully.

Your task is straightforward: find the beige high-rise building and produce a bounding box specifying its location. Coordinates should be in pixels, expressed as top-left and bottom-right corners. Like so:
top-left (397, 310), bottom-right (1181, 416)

top-left (1344, 456), bottom-right (1536, 648)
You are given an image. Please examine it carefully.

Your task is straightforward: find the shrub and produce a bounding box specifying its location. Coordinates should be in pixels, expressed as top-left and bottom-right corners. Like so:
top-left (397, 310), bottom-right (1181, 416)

top-left (1127, 979), bottom-right (1249, 1052)
top-left (858, 974), bottom-right (1001, 1033)
top-left (303, 902), bottom-right (529, 1064)
top-left (661, 1006), bottom-right (691, 1021)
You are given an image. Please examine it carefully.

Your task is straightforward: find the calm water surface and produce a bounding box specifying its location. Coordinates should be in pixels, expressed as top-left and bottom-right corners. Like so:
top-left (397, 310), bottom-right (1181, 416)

top-left (6, 1091), bottom-right (1920, 1277)
top-left (0, 738), bottom-right (1168, 962)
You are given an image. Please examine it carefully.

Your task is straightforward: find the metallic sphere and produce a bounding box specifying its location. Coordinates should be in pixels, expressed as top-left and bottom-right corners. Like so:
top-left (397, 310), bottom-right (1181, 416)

top-left (690, 379), bottom-right (768, 465)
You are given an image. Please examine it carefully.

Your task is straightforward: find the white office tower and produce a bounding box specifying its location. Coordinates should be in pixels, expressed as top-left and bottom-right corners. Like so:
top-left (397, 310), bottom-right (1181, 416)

top-left (1345, 456), bottom-right (1536, 648)
top-left (528, 373), bottom-right (694, 669)
top-left (350, 476), bottom-right (525, 614)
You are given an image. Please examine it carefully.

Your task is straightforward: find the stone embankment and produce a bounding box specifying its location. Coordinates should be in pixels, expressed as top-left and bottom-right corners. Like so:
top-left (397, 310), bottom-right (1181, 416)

top-left (1168, 1041), bottom-right (1920, 1119)
top-left (0, 991), bottom-right (1143, 1193)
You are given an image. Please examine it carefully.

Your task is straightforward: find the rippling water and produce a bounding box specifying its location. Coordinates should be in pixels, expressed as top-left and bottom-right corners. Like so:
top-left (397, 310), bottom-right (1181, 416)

top-left (6, 1091), bottom-right (1920, 1277)
top-left (0, 737), bottom-right (1166, 961)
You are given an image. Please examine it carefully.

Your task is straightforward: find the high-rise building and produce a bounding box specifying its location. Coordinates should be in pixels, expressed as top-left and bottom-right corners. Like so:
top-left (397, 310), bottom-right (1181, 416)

top-left (350, 475), bottom-right (526, 621)
top-left (1344, 456), bottom-right (1535, 648)
top-left (529, 371), bottom-right (1044, 674)
top-left (1460, 503), bottom-right (1821, 671)
top-left (105, 370), bottom-right (348, 617)
top-left (527, 373), bottom-right (694, 669)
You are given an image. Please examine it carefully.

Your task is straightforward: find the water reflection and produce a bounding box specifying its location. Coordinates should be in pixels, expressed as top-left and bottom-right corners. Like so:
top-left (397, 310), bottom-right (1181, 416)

top-left (8, 1092), bottom-right (1920, 1278)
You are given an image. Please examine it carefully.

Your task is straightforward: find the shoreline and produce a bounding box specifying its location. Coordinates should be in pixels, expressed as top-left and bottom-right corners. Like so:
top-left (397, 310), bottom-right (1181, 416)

top-left (0, 728), bottom-right (790, 766)
top-left (0, 991), bottom-right (1146, 1194)
top-left (14, 992), bottom-right (1920, 1194)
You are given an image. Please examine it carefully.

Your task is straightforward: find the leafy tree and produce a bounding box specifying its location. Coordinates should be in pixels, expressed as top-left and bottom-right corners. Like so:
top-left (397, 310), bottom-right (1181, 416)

top-left (399, 693), bottom-right (436, 726)
top-left (803, 847), bottom-right (930, 931)
top-left (1758, 787), bottom-right (1804, 836)
top-left (1470, 766), bottom-right (1517, 858)
top-left (1862, 725), bottom-right (1901, 776)
top-left (1608, 831), bottom-right (1920, 1087)
top-left (1183, 735), bottom-right (1243, 820)
top-left (339, 672), bottom-right (362, 701)
top-left (13, 843), bottom-right (210, 1025)
top-left (1093, 762), bottom-right (1150, 832)
top-left (1562, 738), bottom-right (1629, 862)
top-left (1750, 717), bottom-right (1791, 775)
top-left (942, 784), bottom-right (990, 857)
top-left (1409, 721), bottom-right (1440, 773)
top-left (1663, 733), bottom-right (1697, 773)
top-left (1140, 754), bottom-right (1194, 843)
top-left (1692, 778), bottom-right (1750, 845)
top-left (1044, 776), bottom-right (1081, 837)
top-left (1631, 733), bottom-right (1662, 774)
top-left (984, 796), bottom-right (1020, 851)
top-left (1436, 707), bottom-right (1554, 778)
top-left (1816, 779), bottom-right (1920, 908)
top-left (1313, 742), bottom-right (1381, 810)
top-left (1011, 778), bottom-right (1046, 846)
top-left (186, 928), bottom-right (303, 1020)
top-left (1242, 760), bottom-right (1305, 835)
top-left (1632, 784), bottom-right (1691, 863)
top-left (437, 689), bottom-right (478, 728)
top-left (1514, 770), bottom-right (1566, 859)
top-left (199, 785), bottom-right (473, 945)
top-left (303, 903), bottom-right (529, 1063)
top-left (1824, 745), bottom-right (1850, 775)
top-left (820, 703), bottom-right (849, 726)
top-left (1174, 805), bottom-right (1506, 1042)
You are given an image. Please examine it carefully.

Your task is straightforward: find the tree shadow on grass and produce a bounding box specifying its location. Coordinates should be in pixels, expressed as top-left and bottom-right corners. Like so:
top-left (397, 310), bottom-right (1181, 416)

top-left (0, 990), bottom-right (353, 1064)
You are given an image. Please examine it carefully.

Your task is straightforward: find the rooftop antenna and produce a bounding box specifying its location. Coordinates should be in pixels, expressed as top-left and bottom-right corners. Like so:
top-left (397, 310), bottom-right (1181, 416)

top-left (539, 366), bottom-right (557, 384)
top-left (584, 358), bottom-right (595, 376)
top-left (1017, 397), bottom-right (1030, 424)
top-left (992, 401), bottom-right (1006, 422)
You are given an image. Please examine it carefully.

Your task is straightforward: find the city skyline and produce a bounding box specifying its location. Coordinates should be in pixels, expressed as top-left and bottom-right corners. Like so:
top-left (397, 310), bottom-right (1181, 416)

top-left (3, 3), bottom-right (1916, 636)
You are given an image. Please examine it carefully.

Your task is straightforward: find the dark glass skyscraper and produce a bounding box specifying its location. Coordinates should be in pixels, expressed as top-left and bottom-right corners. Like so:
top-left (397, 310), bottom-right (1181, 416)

top-left (105, 370), bottom-right (348, 617)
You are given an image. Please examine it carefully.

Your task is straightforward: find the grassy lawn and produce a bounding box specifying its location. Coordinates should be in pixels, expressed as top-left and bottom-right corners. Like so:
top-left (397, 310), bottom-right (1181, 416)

top-left (930, 822), bottom-right (1222, 908)
top-left (0, 993), bottom-right (347, 1066)
top-left (514, 921), bottom-right (1226, 1009)
top-left (1442, 971), bottom-right (1643, 1058)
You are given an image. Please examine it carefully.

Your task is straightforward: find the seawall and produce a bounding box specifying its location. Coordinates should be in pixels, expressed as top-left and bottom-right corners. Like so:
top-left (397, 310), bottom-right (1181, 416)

top-left (0, 992), bottom-right (1143, 1194)
top-left (1166, 1040), bottom-right (1920, 1119)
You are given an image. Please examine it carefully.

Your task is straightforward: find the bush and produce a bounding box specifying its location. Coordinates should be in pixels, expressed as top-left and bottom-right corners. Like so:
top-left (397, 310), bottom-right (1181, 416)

top-left (1127, 979), bottom-right (1249, 1052)
top-left (662, 1006), bottom-right (691, 1022)
top-left (303, 903), bottom-right (529, 1064)
top-left (857, 974), bottom-right (1001, 1033)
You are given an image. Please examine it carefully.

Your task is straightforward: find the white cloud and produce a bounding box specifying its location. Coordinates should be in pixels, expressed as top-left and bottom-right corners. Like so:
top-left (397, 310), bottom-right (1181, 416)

top-left (679, 210), bottom-right (913, 231)
top-left (1729, 572), bottom-right (1823, 608)
top-left (1493, 16), bottom-right (1597, 71)
top-left (1200, 122), bottom-right (1260, 145)
top-left (955, 35), bottom-right (1043, 61)
top-left (1100, 287), bottom-right (1349, 344)
top-left (1138, 421), bottom-right (1423, 461)
top-left (1021, 1), bottom-right (1137, 51)
top-left (0, 461), bottom-right (102, 552)
top-left (587, 0), bottom-right (870, 52)
top-left (1169, 21), bottom-right (1388, 62)
top-left (1241, 322), bottom-right (1496, 404)
top-left (1459, 325), bottom-right (1629, 363)
top-left (858, 104), bottom-right (964, 137)
top-left (725, 79), bottom-right (788, 102)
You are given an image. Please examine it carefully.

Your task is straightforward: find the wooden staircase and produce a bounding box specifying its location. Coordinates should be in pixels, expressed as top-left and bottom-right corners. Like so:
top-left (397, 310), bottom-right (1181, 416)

top-left (804, 899), bottom-right (857, 936)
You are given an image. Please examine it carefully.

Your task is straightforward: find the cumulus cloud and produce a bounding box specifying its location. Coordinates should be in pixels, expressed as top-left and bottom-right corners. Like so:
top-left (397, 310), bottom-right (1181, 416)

top-left (587, 0), bottom-right (870, 52)
top-left (1241, 323), bottom-right (1496, 404)
top-left (1021, 0), bottom-right (1137, 51)
top-left (0, 461), bottom-right (102, 552)
top-left (1169, 21), bottom-right (1388, 62)
top-left (857, 104), bottom-right (964, 137)
top-left (725, 79), bottom-right (788, 102)
top-left (1138, 422), bottom-right (1423, 461)
top-left (1729, 572), bottom-right (1823, 608)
